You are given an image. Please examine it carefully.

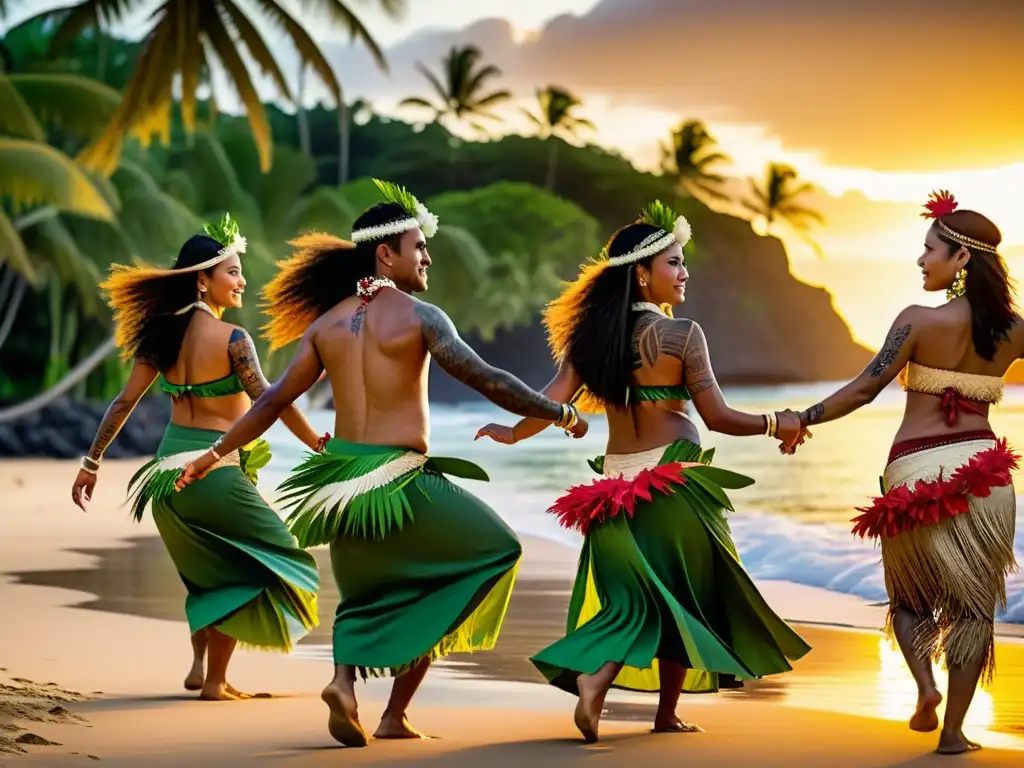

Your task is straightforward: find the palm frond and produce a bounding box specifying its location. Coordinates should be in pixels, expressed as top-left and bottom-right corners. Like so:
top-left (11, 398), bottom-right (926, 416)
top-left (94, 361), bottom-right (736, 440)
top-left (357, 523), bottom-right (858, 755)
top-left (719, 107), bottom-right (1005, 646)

top-left (471, 90), bottom-right (512, 109)
top-left (202, 9), bottom-right (272, 172)
top-left (247, 0), bottom-right (340, 104)
top-left (12, 0), bottom-right (130, 54)
top-left (0, 209), bottom-right (35, 284)
top-left (7, 74), bottom-right (120, 142)
top-left (0, 75), bottom-right (44, 140)
top-left (415, 62), bottom-right (450, 106)
top-left (219, 0), bottom-right (292, 101)
top-left (0, 138), bottom-right (114, 219)
top-left (297, 0), bottom-right (392, 72)
top-left (399, 95), bottom-right (439, 114)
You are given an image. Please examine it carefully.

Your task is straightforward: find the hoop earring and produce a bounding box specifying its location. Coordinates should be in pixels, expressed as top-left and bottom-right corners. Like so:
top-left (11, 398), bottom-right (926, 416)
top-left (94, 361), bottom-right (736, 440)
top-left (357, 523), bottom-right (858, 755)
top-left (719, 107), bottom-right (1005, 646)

top-left (946, 269), bottom-right (966, 301)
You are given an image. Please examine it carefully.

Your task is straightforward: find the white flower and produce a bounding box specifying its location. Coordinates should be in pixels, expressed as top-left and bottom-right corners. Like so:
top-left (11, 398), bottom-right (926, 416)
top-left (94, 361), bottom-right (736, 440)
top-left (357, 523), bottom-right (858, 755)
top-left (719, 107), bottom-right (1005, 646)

top-left (219, 235), bottom-right (247, 258)
top-left (673, 216), bottom-right (692, 248)
top-left (415, 201), bottom-right (439, 238)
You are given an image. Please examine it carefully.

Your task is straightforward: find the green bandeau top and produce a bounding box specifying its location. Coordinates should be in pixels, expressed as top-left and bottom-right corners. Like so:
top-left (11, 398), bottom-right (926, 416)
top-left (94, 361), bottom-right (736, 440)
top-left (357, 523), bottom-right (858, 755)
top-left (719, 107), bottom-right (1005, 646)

top-left (629, 384), bottom-right (691, 402)
top-left (159, 372), bottom-right (246, 398)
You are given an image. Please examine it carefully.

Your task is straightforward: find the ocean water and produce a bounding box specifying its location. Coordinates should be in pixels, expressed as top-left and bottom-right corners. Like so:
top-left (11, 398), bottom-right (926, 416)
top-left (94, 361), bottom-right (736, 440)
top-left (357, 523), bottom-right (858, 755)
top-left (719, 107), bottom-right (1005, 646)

top-left (258, 382), bottom-right (1024, 626)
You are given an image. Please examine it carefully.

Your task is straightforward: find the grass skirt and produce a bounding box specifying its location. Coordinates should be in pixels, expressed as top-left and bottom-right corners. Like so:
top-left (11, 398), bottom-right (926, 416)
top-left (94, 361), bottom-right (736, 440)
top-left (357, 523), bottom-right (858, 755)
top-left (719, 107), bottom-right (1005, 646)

top-left (853, 436), bottom-right (1018, 683)
top-left (127, 423), bottom-right (319, 650)
top-left (278, 438), bottom-right (522, 678)
top-left (532, 439), bottom-right (811, 695)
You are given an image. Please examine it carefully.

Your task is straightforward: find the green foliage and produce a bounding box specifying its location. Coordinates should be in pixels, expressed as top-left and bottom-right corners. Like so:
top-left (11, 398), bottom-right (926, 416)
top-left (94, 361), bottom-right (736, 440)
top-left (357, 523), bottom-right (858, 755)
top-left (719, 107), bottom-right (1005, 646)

top-left (640, 200), bottom-right (680, 233)
top-left (371, 178), bottom-right (421, 219)
top-left (203, 212), bottom-right (242, 248)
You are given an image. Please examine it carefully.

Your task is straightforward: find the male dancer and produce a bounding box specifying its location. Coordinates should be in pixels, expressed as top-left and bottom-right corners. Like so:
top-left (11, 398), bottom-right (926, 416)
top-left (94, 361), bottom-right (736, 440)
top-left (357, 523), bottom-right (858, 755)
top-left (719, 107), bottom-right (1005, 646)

top-left (177, 180), bottom-right (586, 745)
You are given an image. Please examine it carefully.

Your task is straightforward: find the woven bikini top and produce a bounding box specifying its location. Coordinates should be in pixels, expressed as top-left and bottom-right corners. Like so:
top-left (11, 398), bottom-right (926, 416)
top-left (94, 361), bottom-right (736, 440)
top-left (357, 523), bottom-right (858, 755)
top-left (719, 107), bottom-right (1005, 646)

top-left (159, 372), bottom-right (246, 399)
top-left (900, 361), bottom-right (1003, 404)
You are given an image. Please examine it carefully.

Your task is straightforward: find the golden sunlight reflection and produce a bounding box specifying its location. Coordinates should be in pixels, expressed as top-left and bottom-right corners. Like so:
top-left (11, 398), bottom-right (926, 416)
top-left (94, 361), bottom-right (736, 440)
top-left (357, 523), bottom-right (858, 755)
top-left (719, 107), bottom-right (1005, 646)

top-left (875, 636), bottom-right (994, 731)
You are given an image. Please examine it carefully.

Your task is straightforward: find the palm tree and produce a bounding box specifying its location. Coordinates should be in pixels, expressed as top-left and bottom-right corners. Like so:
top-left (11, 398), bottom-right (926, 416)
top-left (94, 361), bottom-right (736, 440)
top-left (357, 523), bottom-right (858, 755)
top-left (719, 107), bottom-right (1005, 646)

top-left (6, 0), bottom-right (404, 175)
top-left (743, 162), bottom-right (825, 256)
top-left (522, 85), bottom-right (594, 191)
top-left (661, 119), bottom-right (731, 203)
top-left (400, 45), bottom-right (512, 132)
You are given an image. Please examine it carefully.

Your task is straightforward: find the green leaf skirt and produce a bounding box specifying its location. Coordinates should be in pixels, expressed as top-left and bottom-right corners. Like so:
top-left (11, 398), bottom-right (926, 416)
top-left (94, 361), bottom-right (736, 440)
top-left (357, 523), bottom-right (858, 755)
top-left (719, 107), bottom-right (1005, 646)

top-left (126, 423), bottom-right (319, 651)
top-left (532, 439), bottom-right (812, 695)
top-left (279, 438), bottom-right (522, 678)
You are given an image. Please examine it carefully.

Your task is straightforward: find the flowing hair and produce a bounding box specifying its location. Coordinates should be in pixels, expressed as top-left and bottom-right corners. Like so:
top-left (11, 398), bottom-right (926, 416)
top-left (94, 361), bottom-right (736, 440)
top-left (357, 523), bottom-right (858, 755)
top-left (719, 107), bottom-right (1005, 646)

top-left (543, 221), bottom-right (662, 412)
top-left (100, 234), bottom-right (224, 370)
top-left (934, 210), bottom-right (1016, 360)
top-left (261, 203), bottom-right (407, 350)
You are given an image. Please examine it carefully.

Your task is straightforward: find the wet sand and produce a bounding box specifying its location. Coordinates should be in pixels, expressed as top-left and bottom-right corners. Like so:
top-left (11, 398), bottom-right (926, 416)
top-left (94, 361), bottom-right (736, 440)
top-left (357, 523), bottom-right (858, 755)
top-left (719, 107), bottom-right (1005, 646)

top-left (2, 457), bottom-right (1023, 765)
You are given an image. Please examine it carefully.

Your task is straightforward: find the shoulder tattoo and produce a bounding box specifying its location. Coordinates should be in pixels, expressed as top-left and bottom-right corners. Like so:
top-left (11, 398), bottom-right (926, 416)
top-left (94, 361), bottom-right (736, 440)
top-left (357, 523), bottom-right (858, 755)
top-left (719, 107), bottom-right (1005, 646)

top-left (867, 324), bottom-right (912, 377)
top-left (682, 323), bottom-right (716, 395)
top-left (633, 316), bottom-right (691, 368)
top-left (228, 328), bottom-right (268, 399)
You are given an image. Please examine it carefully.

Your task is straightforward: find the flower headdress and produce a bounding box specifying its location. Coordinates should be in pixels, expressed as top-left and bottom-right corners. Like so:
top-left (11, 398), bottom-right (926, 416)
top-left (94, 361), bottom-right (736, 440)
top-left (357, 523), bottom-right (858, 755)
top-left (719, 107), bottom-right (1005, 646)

top-left (350, 179), bottom-right (439, 243)
top-left (606, 200), bottom-right (692, 266)
top-left (920, 190), bottom-right (998, 254)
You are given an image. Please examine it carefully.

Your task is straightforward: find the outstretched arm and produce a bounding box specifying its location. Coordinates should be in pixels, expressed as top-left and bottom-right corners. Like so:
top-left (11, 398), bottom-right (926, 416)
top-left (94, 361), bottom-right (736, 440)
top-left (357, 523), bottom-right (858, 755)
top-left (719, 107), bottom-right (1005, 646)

top-left (477, 360), bottom-right (585, 444)
top-left (72, 356), bottom-right (159, 510)
top-left (798, 309), bottom-right (918, 428)
top-left (228, 328), bottom-right (322, 450)
top-left (416, 301), bottom-right (565, 421)
top-left (680, 321), bottom-right (779, 436)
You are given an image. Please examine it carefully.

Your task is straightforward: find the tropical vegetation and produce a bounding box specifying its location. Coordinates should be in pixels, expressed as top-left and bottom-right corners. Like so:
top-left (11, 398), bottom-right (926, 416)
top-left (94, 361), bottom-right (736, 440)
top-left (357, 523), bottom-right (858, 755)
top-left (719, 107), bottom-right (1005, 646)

top-left (0, 13), bottom-right (825, 412)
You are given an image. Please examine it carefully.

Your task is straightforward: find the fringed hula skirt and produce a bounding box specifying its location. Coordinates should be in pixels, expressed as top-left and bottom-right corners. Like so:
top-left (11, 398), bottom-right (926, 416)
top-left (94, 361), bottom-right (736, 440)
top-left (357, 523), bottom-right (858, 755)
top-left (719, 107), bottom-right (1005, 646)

top-left (277, 438), bottom-right (522, 678)
top-left (127, 423), bottom-right (320, 650)
top-left (532, 439), bottom-right (811, 695)
top-left (852, 430), bottom-right (1018, 683)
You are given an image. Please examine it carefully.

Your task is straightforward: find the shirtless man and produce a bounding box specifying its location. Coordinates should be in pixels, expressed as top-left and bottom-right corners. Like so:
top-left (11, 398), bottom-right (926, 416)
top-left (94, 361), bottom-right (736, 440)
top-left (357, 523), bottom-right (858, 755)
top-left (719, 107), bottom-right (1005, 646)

top-left (177, 180), bottom-right (586, 746)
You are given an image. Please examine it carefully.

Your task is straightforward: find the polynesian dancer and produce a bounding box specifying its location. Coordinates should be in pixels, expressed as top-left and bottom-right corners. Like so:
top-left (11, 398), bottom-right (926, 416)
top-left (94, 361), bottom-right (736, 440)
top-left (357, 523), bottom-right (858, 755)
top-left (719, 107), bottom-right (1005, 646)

top-left (476, 201), bottom-right (812, 742)
top-left (70, 215), bottom-right (327, 701)
top-left (176, 180), bottom-right (587, 746)
top-left (792, 191), bottom-right (1019, 755)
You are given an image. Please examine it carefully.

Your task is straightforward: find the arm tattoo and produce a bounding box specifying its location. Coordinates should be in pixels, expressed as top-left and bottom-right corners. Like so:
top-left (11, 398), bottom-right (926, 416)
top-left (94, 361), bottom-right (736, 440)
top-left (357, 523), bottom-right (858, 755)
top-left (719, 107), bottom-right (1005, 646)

top-left (801, 402), bottom-right (825, 426)
top-left (228, 328), bottom-right (270, 400)
top-left (633, 316), bottom-right (691, 368)
top-left (682, 323), bottom-right (717, 395)
top-left (867, 324), bottom-right (912, 377)
top-left (415, 302), bottom-right (562, 420)
top-left (88, 400), bottom-right (133, 461)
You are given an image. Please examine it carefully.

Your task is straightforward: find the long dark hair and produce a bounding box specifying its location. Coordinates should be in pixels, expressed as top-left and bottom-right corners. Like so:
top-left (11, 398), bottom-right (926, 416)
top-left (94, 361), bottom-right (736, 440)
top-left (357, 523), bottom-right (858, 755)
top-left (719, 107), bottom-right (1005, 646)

top-left (261, 202), bottom-right (405, 349)
top-left (102, 234), bottom-right (223, 371)
top-left (544, 221), bottom-right (660, 409)
top-left (935, 211), bottom-right (1015, 360)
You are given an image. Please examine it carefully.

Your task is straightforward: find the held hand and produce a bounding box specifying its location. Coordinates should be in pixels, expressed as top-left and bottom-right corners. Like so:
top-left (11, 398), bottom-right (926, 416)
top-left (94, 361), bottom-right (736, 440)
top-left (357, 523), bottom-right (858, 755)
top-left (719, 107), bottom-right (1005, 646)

top-left (175, 450), bottom-right (218, 491)
top-left (72, 470), bottom-right (97, 513)
top-left (475, 424), bottom-right (517, 444)
top-left (314, 432), bottom-right (331, 452)
top-left (566, 414), bottom-right (589, 439)
top-left (774, 409), bottom-right (806, 454)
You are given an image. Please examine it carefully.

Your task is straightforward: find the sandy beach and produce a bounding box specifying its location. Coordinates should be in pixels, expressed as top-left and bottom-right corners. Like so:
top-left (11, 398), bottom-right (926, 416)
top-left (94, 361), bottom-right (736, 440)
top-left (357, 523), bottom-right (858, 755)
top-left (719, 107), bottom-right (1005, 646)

top-left (2, 458), bottom-right (1022, 766)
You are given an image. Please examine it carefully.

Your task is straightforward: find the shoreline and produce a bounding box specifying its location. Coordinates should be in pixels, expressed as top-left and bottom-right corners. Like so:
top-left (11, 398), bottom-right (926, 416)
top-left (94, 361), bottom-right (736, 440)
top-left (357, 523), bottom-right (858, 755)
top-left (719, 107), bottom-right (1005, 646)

top-left (4, 457), bottom-right (1024, 764)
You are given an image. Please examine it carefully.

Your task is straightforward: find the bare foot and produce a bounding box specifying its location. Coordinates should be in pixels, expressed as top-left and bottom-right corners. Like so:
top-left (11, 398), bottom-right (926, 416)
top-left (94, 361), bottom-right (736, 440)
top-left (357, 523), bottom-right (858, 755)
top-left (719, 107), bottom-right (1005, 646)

top-left (936, 729), bottom-right (982, 755)
top-left (909, 689), bottom-right (942, 732)
top-left (374, 714), bottom-right (428, 740)
top-left (199, 682), bottom-right (240, 701)
top-left (225, 684), bottom-right (272, 700)
top-left (574, 673), bottom-right (602, 743)
top-left (322, 681), bottom-right (367, 747)
top-left (183, 662), bottom-right (204, 692)
top-left (652, 717), bottom-right (704, 734)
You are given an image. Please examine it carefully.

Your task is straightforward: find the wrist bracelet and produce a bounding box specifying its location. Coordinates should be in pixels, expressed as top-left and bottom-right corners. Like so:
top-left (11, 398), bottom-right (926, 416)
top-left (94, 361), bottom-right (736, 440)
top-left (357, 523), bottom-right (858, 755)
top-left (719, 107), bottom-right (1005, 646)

top-left (80, 456), bottom-right (99, 475)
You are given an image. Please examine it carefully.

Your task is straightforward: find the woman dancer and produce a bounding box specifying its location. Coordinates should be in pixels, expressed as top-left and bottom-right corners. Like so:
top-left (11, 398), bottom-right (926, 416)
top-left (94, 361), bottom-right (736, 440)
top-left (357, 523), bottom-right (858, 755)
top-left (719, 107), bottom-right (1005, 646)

top-left (791, 192), bottom-right (1018, 754)
top-left (476, 201), bottom-right (811, 741)
top-left (70, 215), bottom-right (327, 701)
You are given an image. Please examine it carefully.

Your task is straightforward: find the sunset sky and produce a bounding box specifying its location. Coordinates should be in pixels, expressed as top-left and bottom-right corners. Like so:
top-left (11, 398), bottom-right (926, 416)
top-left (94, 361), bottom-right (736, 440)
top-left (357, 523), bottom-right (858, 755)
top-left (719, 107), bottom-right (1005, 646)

top-left (10, 0), bottom-right (1023, 346)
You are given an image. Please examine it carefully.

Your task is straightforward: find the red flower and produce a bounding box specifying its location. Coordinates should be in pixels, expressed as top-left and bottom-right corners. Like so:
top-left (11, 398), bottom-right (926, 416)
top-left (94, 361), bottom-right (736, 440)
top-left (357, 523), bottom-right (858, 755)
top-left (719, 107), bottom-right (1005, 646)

top-left (549, 462), bottom-right (688, 534)
top-left (921, 189), bottom-right (958, 220)
top-left (851, 439), bottom-right (1018, 539)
